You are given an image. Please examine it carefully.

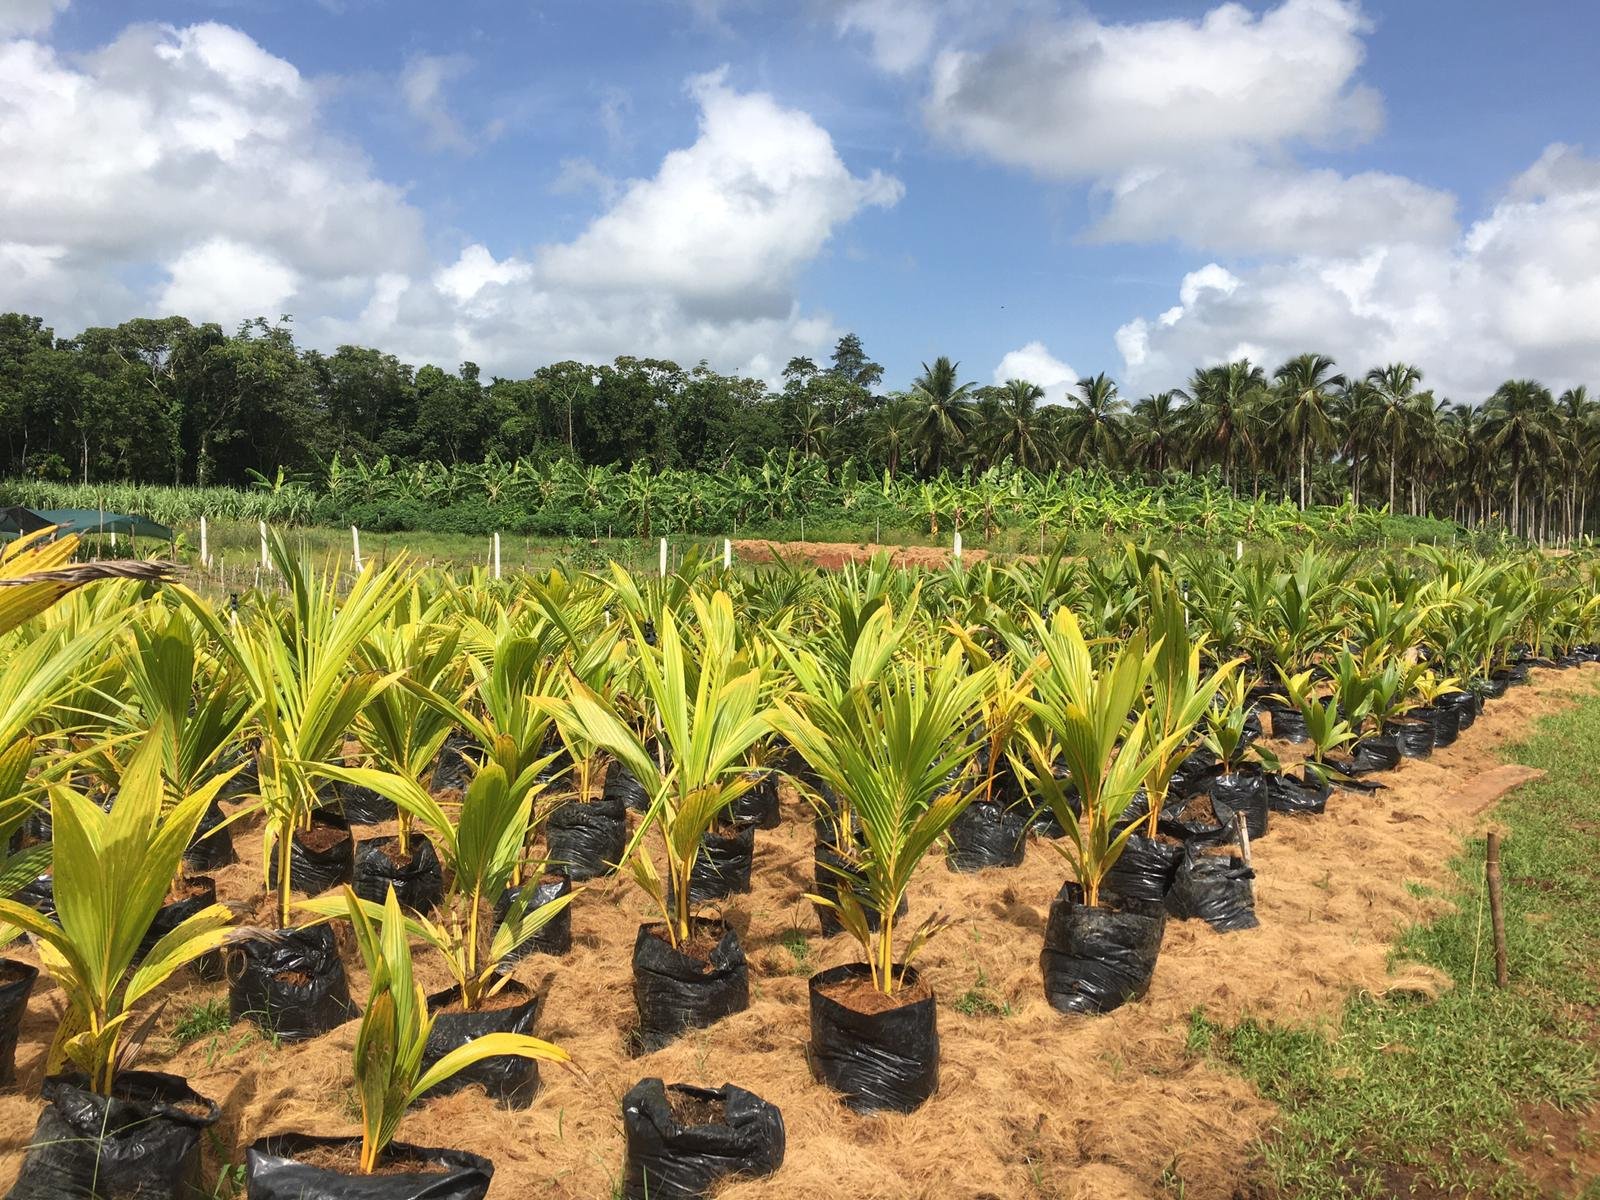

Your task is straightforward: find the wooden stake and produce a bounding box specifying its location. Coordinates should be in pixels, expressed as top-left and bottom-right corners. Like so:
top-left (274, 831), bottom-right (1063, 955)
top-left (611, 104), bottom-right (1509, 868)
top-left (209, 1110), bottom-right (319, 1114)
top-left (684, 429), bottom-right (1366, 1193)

top-left (1234, 811), bottom-right (1254, 906)
top-left (1487, 831), bottom-right (1508, 988)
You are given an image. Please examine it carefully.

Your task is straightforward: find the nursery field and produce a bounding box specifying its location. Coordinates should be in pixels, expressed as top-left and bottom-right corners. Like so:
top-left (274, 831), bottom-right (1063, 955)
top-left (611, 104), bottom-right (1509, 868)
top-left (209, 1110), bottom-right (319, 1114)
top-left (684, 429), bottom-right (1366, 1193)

top-left (0, 529), bottom-right (1597, 1199)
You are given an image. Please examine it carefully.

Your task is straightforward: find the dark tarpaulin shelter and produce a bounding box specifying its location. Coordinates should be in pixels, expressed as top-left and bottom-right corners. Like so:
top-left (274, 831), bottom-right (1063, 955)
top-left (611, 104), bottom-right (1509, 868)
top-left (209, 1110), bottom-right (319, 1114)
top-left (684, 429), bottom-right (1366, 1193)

top-left (0, 506), bottom-right (174, 542)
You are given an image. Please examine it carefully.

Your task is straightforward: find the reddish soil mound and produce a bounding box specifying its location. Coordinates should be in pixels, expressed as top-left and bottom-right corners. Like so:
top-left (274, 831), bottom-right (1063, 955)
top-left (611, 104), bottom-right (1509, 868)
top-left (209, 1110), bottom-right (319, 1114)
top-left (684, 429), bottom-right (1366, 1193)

top-left (1, 669), bottom-right (1593, 1199)
top-left (732, 539), bottom-right (994, 570)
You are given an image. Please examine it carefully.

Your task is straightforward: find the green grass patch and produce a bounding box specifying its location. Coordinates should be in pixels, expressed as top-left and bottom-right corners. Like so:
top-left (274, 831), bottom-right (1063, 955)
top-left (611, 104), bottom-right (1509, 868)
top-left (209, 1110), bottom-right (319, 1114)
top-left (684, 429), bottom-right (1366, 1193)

top-left (953, 969), bottom-right (1011, 1018)
top-left (1191, 675), bottom-right (1600, 1198)
top-left (171, 998), bottom-right (232, 1046)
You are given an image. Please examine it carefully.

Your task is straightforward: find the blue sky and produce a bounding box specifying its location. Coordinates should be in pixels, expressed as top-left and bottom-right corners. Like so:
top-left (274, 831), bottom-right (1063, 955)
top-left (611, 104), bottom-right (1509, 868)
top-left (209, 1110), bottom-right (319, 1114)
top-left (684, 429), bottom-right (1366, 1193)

top-left (6, 0), bottom-right (1599, 401)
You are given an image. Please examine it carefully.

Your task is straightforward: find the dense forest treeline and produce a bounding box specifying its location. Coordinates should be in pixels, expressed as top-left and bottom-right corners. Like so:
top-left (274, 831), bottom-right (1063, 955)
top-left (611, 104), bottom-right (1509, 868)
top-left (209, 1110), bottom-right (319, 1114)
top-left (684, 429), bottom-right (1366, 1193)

top-left (1, 311), bottom-right (1591, 542)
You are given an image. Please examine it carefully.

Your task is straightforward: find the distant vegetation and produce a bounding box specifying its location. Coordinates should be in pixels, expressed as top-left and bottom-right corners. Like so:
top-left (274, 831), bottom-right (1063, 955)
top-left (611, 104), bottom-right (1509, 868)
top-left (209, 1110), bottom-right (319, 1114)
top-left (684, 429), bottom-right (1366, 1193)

top-left (0, 311), bottom-right (1588, 544)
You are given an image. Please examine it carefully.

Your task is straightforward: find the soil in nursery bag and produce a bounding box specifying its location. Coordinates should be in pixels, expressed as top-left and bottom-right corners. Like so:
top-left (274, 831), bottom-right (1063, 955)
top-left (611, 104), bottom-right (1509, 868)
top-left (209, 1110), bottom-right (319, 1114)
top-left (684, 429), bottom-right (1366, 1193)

top-left (1209, 770), bottom-right (1269, 840)
top-left (135, 876), bottom-right (218, 966)
top-left (352, 834), bottom-right (444, 913)
top-left (603, 759), bottom-right (651, 813)
top-left (244, 1134), bottom-right (493, 1200)
top-left (227, 923), bottom-right (355, 1041)
top-left (632, 919), bottom-right (749, 1053)
top-left (1157, 792), bottom-right (1227, 843)
top-left (182, 797), bottom-right (236, 874)
top-left (1101, 835), bottom-right (1181, 902)
top-left (622, 1079), bottom-right (786, 1200)
top-left (1041, 882), bottom-right (1166, 1015)
top-left (0, 959), bottom-right (37, 1090)
top-left (495, 873), bottom-right (573, 963)
top-left (421, 979), bottom-right (543, 1109)
top-left (681, 823), bottom-right (755, 904)
top-left (6, 1070), bottom-right (218, 1200)
top-left (1266, 770), bottom-right (1331, 815)
top-left (545, 793), bottom-right (626, 881)
top-left (267, 810), bottom-right (355, 896)
top-left (728, 769), bottom-right (781, 830)
top-left (945, 799), bottom-right (1029, 871)
top-left (808, 963), bottom-right (939, 1114)
top-left (1166, 848), bottom-right (1258, 932)
top-left (812, 839), bottom-right (905, 936)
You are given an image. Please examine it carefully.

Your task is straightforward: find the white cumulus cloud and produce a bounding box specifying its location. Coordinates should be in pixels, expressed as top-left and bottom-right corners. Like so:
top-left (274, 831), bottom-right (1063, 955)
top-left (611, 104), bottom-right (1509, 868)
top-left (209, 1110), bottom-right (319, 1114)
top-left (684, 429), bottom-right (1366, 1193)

top-left (993, 340), bottom-right (1078, 404)
top-left (925, 0), bottom-right (1380, 179)
top-left (1114, 145), bottom-right (1600, 400)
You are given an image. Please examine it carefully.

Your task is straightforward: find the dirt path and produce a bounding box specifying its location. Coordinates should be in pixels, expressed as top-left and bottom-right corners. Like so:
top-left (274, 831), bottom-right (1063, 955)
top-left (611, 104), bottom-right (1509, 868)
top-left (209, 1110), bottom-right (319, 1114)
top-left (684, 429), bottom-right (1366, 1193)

top-left (2, 669), bottom-right (1594, 1198)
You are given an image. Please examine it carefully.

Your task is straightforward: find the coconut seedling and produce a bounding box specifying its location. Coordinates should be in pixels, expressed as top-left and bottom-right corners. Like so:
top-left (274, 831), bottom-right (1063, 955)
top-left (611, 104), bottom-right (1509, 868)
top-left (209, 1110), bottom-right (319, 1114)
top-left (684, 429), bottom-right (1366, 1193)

top-left (773, 607), bottom-right (991, 1112)
top-left (1010, 606), bottom-right (1172, 1014)
top-left (352, 617), bottom-right (466, 854)
top-left (1273, 667), bottom-right (1356, 782)
top-left (0, 730), bottom-right (247, 1192)
top-left (542, 589), bottom-right (770, 1049)
top-left (305, 759), bottom-right (575, 1011)
top-left (246, 885), bottom-right (568, 1189)
top-left (1136, 569), bottom-right (1241, 838)
top-left (180, 531), bottom-right (410, 928)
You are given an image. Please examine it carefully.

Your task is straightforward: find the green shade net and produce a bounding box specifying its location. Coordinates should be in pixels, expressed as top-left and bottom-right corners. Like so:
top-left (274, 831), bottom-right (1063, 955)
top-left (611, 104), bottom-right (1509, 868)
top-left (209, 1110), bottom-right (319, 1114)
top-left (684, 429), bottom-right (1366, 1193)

top-left (0, 507), bottom-right (173, 541)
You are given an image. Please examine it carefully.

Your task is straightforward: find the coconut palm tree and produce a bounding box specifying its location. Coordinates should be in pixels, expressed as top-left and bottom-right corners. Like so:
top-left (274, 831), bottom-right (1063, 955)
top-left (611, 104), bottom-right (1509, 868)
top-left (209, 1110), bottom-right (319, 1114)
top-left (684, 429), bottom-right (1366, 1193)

top-left (1057, 372), bottom-right (1127, 467)
top-left (1556, 385), bottom-right (1594, 542)
top-left (1485, 379), bottom-right (1558, 539)
top-left (868, 395), bottom-right (919, 480)
top-left (1128, 390), bottom-right (1185, 476)
top-left (909, 357), bottom-right (975, 476)
top-left (1364, 363), bottom-right (1424, 515)
top-left (1274, 353), bottom-right (1345, 509)
top-left (1185, 361), bottom-right (1265, 492)
top-left (987, 379), bottom-right (1052, 471)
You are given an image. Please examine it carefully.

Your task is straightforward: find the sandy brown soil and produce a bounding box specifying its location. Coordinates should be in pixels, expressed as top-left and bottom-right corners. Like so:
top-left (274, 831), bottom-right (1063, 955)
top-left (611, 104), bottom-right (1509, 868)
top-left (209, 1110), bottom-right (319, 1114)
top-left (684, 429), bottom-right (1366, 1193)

top-left (2, 668), bottom-right (1595, 1199)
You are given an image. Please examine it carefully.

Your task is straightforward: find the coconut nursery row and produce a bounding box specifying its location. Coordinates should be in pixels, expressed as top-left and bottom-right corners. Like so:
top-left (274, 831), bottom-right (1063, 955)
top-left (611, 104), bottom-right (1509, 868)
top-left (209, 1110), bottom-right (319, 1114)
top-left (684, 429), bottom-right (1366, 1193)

top-left (0, 530), bottom-right (1593, 1199)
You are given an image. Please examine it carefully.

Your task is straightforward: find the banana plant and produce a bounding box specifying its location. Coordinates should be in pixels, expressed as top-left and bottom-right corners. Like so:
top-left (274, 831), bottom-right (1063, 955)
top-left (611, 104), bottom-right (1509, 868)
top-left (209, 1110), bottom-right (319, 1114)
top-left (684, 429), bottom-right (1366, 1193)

top-left (773, 608), bottom-right (992, 994)
top-left (339, 885), bottom-right (568, 1175)
top-left (540, 591), bottom-right (770, 949)
top-left (304, 759), bottom-right (574, 1011)
top-left (0, 731), bottom-right (243, 1094)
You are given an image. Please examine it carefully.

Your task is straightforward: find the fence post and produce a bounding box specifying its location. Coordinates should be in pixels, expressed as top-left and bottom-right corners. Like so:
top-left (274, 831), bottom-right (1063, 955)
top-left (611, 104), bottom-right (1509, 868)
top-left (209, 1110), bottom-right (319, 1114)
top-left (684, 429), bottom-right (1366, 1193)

top-left (259, 520), bottom-right (269, 571)
top-left (723, 538), bottom-right (732, 570)
top-left (659, 537), bottom-right (668, 578)
top-left (953, 531), bottom-right (963, 561)
top-left (199, 515), bottom-right (209, 568)
top-left (351, 525), bottom-right (363, 572)
top-left (493, 531), bottom-right (501, 580)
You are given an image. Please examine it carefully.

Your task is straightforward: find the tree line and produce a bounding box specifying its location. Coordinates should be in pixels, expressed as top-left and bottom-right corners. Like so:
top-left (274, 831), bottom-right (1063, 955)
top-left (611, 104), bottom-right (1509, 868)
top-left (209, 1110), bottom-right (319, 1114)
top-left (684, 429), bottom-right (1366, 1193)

top-left (0, 311), bottom-right (1589, 540)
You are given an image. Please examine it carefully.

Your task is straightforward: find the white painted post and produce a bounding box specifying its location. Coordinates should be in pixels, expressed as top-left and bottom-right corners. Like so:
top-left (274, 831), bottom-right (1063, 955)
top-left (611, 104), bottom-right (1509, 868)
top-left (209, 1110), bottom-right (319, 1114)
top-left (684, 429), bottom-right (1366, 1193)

top-left (723, 538), bottom-right (732, 570)
top-left (1235, 539), bottom-right (1243, 561)
top-left (199, 515), bottom-right (209, 567)
top-left (351, 525), bottom-right (363, 572)
top-left (259, 520), bottom-right (269, 570)
top-left (659, 537), bottom-right (668, 578)
top-left (493, 532), bottom-right (502, 580)
top-left (953, 531), bottom-right (963, 560)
